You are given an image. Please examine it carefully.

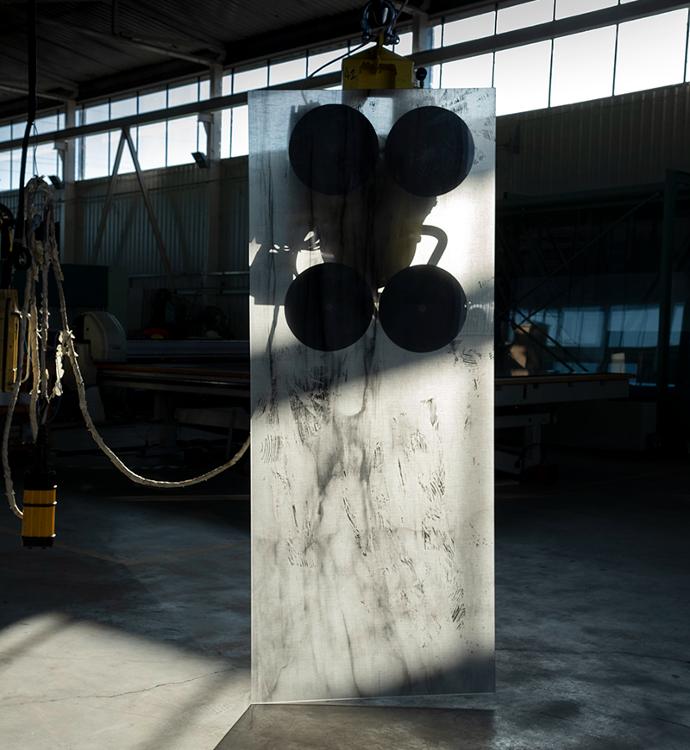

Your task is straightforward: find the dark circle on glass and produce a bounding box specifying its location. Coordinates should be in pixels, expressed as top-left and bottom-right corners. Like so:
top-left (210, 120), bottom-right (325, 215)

top-left (285, 263), bottom-right (374, 351)
top-left (378, 265), bottom-right (467, 352)
top-left (288, 104), bottom-right (379, 195)
top-left (384, 106), bottom-right (475, 197)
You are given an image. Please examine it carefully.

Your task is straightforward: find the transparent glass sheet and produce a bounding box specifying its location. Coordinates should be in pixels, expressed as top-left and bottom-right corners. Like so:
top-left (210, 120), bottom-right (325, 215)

top-left (249, 89), bottom-right (495, 703)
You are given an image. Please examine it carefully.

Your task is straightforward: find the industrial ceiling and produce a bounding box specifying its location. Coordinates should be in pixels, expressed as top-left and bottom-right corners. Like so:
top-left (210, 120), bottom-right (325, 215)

top-left (0, 0), bottom-right (488, 118)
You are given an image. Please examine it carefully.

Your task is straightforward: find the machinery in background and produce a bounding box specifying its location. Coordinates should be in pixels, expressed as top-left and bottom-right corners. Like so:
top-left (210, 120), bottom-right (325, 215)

top-left (76, 311), bottom-right (127, 363)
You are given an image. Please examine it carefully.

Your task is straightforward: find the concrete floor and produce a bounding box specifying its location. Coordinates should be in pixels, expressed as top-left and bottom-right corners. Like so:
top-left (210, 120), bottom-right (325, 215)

top-left (1, 448), bottom-right (689, 749)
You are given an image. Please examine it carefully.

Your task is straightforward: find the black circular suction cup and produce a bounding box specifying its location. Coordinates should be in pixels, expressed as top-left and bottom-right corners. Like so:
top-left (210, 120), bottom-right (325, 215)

top-left (384, 106), bottom-right (474, 197)
top-left (289, 104), bottom-right (379, 195)
top-left (285, 263), bottom-right (374, 351)
top-left (378, 265), bottom-right (467, 352)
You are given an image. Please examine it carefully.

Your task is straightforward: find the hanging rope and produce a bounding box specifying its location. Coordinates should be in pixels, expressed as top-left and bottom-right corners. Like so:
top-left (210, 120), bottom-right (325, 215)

top-left (3, 179), bottom-right (250, 520)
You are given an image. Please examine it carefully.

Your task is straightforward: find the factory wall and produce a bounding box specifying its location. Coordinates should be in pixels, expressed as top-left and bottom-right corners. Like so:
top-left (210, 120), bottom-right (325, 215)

top-left (1, 81), bottom-right (689, 341)
top-left (2, 83), bottom-right (688, 273)
top-left (496, 82), bottom-right (690, 197)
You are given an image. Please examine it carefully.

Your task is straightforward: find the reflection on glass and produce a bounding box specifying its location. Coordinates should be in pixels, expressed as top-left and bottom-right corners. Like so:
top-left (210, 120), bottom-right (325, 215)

top-left (551, 26), bottom-right (616, 106)
top-left (494, 41), bottom-right (551, 115)
top-left (614, 10), bottom-right (688, 95)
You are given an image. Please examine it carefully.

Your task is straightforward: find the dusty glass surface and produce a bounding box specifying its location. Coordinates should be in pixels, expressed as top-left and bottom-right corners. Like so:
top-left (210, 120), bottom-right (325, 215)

top-left (250, 89), bottom-right (495, 702)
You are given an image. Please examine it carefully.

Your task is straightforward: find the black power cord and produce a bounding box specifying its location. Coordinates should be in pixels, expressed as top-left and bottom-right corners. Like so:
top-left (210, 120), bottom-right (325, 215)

top-left (7, 0), bottom-right (37, 287)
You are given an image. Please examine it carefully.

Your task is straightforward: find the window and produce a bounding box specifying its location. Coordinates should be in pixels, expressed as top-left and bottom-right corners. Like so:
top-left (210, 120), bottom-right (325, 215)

top-left (307, 45), bottom-right (349, 76)
top-left (0, 125), bottom-right (11, 191)
top-left (230, 105), bottom-right (248, 157)
top-left (551, 26), bottom-right (616, 106)
top-left (560, 308), bottom-right (604, 348)
top-left (443, 12), bottom-right (495, 46)
top-left (555, 0), bottom-right (616, 20)
top-left (497, 0), bottom-right (553, 34)
top-left (494, 40), bottom-right (552, 115)
top-left (441, 53), bottom-right (494, 88)
top-left (137, 122), bottom-right (166, 171)
top-left (395, 32), bottom-right (413, 57)
top-left (82, 133), bottom-right (110, 179)
top-left (109, 97), bottom-right (136, 174)
top-left (167, 116), bottom-right (198, 166)
top-left (614, 9), bottom-right (688, 95)
top-left (233, 66), bottom-right (268, 93)
top-left (269, 56), bottom-right (307, 85)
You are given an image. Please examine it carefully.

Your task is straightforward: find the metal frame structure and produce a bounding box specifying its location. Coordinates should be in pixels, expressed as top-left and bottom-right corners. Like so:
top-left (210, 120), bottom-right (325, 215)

top-left (0, 0), bottom-right (683, 152)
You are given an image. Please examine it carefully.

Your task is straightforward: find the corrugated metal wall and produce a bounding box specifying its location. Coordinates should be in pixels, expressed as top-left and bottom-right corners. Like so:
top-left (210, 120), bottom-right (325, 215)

top-left (72, 158), bottom-right (248, 275)
top-left (497, 82), bottom-right (690, 197)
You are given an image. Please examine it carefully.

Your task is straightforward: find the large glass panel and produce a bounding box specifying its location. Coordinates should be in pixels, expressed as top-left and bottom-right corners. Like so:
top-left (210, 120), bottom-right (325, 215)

top-left (233, 66), bottom-right (268, 93)
top-left (137, 121), bottom-right (166, 170)
top-left (494, 41), bottom-right (551, 115)
top-left (307, 45), bottom-right (348, 76)
top-left (230, 105), bottom-right (248, 157)
top-left (199, 78), bottom-right (210, 100)
top-left (497, 0), bottom-right (553, 34)
top-left (615, 9), bottom-right (688, 95)
top-left (441, 53), bottom-right (494, 88)
top-left (555, 0), bottom-right (616, 19)
top-left (551, 26), bottom-right (616, 106)
top-left (269, 56), bottom-right (306, 85)
top-left (167, 115), bottom-right (197, 166)
top-left (443, 11), bottom-right (495, 46)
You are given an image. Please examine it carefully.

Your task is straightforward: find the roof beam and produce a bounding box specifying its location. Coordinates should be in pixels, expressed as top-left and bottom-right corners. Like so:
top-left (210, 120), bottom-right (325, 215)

top-left (0, 0), bottom-right (684, 133)
top-left (38, 16), bottom-right (222, 66)
top-left (0, 83), bottom-right (72, 102)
